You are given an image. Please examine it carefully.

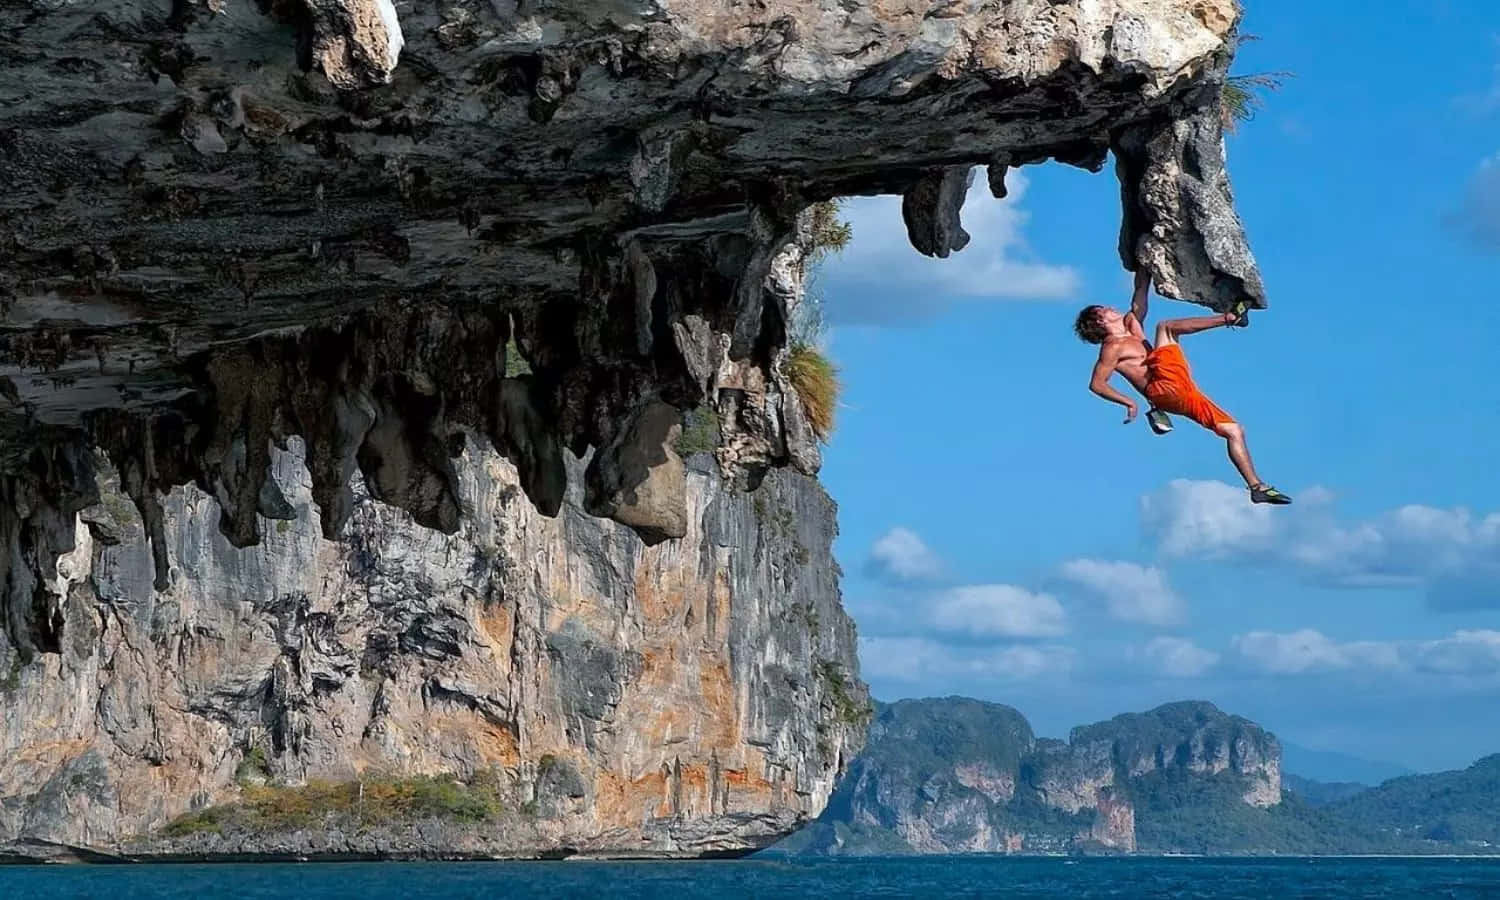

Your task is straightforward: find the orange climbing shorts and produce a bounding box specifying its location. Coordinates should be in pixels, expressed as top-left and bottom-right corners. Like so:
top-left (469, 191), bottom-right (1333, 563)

top-left (1143, 344), bottom-right (1235, 432)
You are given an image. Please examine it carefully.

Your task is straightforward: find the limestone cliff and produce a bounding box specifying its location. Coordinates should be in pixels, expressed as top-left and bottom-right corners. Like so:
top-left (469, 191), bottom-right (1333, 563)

top-left (1, 0), bottom-right (1266, 859)
top-left (773, 699), bottom-right (1282, 855)
top-left (0, 439), bottom-right (866, 857)
top-left (1, 0), bottom-right (1264, 582)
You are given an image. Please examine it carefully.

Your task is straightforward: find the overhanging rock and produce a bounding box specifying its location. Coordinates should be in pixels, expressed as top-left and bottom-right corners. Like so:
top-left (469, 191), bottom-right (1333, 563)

top-left (1, 0), bottom-right (1266, 588)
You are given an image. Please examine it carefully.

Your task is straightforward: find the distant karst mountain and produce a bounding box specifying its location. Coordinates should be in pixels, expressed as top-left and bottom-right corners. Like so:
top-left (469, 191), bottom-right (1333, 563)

top-left (765, 699), bottom-right (1500, 857)
top-left (766, 699), bottom-right (1284, 856)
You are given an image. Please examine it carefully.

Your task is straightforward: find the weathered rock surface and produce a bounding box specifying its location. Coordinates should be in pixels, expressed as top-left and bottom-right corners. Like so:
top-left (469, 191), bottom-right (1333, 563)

top-left (771, 698), bottom-right (1282, 856)
top-left (0, 0), bottom-right (1265, 857)
top-left (1, 0), bottom-right (1262, 569)
top-left (0, 441), bottom-right (867, 857)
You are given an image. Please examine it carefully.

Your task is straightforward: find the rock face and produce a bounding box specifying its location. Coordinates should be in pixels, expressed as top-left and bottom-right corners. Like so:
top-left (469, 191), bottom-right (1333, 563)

top-left (0, 441), bottom-right (868, 857)
top-left (0, 0), bottom-right (1264, 857)
top-left (776, 698), bottom-right (1281, 855)
top-left (1, 0), bottom-right (1264, 583)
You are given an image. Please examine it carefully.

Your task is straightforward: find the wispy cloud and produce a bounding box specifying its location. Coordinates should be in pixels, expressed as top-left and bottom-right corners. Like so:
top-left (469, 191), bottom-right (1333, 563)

top-left (1140, 479), bottom-right (1500, 608)
top-left (859, 636), bottom-right (1074, 685)
top-left (863, 528), bottom-right (1064, 638)
top-left (1141, 636), bottom-right (1221, 678)
top-left (820, 169), bottom-right (1081, 326)
top-left (867, 527), bottom-right (946, 583)
top-left (1139, 479), bottom-right (1279, 558)
top-left (929, 584), bottom-right (1067, 640)
top-left (1233, 629), bottom-right (1403, 675)
top-left (1232, 629), bottom-right (1500, 678)
top-left (1059, 559), bottom-right (1185, 626)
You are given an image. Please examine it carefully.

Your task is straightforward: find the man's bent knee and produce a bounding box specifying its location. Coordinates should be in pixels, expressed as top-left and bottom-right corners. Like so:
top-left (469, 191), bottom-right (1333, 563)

top-left (1154, 323), bottom-right (1176, 346)
top-left (1215, 422), bottom-right (1243, 440)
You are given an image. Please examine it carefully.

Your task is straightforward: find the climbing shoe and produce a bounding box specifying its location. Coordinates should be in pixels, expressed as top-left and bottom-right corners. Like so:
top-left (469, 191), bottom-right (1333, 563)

top-left (1147, 409), bottom-right (1173, 435)
top-left (1227, 300), bottom-right (1252, 328)
top-left (1250, 484), bottom-right (1292, 505)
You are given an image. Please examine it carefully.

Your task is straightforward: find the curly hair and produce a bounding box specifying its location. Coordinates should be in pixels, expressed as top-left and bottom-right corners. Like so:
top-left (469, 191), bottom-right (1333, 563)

top-left (1073, 305), bottom-right (1108, 344)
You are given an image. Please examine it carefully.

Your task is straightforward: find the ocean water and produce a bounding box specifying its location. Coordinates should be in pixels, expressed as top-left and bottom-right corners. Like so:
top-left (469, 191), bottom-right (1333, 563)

top-left (2, 857), bottom-right (1499, 899)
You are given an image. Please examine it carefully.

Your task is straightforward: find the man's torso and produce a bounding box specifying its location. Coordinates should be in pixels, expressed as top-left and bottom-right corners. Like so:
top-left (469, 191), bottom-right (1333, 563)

top-left (1103, 335), bottom-right (1152, 394)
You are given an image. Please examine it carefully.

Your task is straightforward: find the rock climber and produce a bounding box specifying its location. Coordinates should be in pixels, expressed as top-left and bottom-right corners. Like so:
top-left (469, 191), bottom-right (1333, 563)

top-left (1073, 268), bottom-right (1292, 505)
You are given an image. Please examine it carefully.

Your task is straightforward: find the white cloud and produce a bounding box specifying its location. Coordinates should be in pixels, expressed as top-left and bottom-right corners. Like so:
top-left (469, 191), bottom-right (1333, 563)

top-left (820, 169), bottom-right (1081, 325)
top-left (1231, 629), bottom-right (1500, 679)
top-left (929, 584), bottom-right (1066, 639)
top-left (1411, 631), bottom-right (1500, 675)
top-left (1142, 636), bottom-right (1220, 678)
top-left (1140, 479), bottom-right (1278, 558)
top-left (1059, 559), bottom-right (1185, 626)
top-left (1232, 629), bottom-right (1402, 675)
top-left (1139, 480), bottom-right (1500, 608)
top-left (991, 644), bottom-right (1074, 679)
top-left (859, 636), bottom-right (1073, 684)
top-left (1288, 504), bottom-right (1500, 589)
top-left (868, 527), bottom-right (945, 583)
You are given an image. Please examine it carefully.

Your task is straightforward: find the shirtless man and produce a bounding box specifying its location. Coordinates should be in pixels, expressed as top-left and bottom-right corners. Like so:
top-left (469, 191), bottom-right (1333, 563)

top-left (1074, 269), bottom-right (1292, 505)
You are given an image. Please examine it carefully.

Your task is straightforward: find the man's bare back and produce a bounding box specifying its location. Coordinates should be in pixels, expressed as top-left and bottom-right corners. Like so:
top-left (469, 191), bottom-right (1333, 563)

top-left (1072, 270), bottom-right (1292, 506)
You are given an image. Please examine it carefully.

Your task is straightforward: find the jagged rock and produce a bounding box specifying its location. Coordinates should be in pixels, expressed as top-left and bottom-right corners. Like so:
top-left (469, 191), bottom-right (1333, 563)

top-left (304, 0), bottom-right (406, 90)
top-left (583, 400), bottom-right (688, 544)
top-left (903, 168), bottom-right (976, 259)
top-left (0, 440), bottom-right (867, 857)
top-left (1114, 105), bottom-right (1268, 311)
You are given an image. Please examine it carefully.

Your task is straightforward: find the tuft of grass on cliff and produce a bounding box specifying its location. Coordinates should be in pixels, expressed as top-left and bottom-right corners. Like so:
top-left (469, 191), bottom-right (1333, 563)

top-left (782, 199), bottom-right (850, 444)
top-left (1220, 35), bottom-right (1292, 134)
top-left (160, 772), bottom-right (505, 838)
top-left (786, 344), bottom-right (839, 443)
top-left (805, 200), bottom-right (852, 264)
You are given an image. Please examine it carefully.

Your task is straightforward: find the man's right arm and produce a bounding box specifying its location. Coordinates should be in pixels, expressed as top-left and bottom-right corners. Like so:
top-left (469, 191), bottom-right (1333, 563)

top-left (1125, 268), bottom-right (1151, 336)
top-left (1088, 350), bottom-right (1138, 424)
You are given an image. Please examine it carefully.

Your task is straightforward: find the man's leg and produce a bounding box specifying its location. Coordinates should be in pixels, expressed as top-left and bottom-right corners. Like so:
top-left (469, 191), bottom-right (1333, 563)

top-left (1214, 422), bottom-right (1261, 487)
top-left (1154, 313), bottom-right (1234, 346)
top-left (1214, 421), bottom-right (1293, 504)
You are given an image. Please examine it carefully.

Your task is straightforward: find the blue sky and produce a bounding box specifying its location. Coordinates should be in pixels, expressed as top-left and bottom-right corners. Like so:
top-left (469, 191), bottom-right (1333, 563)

top-left (813, 0), bottom-right (1500, 775)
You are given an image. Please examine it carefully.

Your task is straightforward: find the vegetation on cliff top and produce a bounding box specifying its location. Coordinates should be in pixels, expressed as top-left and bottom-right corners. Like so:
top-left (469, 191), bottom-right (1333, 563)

top-left (1069, 700), bottom-right (1275, 762)
top-left (160, 772), bottom-right (505, 838)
